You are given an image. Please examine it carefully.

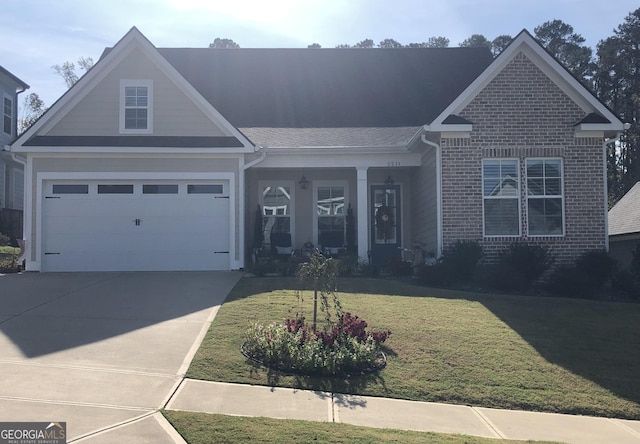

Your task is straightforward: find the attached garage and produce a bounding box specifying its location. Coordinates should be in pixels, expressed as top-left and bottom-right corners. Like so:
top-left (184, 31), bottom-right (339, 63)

top-left (41, 179), bottom-right (231, 272)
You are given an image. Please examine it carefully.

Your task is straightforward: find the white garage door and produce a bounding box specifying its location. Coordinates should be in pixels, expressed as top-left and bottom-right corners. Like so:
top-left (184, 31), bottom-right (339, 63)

top-left (42, 180), bottom-right (231, 272)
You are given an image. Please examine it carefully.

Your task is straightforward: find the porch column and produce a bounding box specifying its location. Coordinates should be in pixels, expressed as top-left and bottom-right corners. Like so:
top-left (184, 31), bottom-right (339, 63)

top-left (356, 167), bottom-right (369, 262)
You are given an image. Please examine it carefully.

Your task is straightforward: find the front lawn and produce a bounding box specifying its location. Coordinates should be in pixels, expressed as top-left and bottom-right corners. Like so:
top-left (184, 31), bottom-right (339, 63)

top-left (163, 411), bottom-right (555, 444)
top-left (187, 277), bottom-right (640, 419)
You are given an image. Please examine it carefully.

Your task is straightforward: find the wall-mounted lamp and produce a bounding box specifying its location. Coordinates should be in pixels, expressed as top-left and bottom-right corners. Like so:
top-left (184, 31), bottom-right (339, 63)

top-left (298, 174), bottom-right (310, 190)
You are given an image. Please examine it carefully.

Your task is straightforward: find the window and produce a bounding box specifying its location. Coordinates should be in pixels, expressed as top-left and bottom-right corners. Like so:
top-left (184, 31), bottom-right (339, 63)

top-left (483, 159), bottom-right (520, 236)
top-left (3, 96), bottom-right (13, 135)
top-left (317, 185), bottom-right (345, 249)
top-left (120, 80), bottom-right (152, 134)
top-left (98, 184), bottom-right (134, 194)
top-left (526, 159), bottom-right (563, 236)
top-left (187, 184), bottom-right (223, 194)
top-left (262, 185), bottom-right (292, 245)
top-left (143, 184), bottom-right (179, 194)
top-left (53, 184), bottom-right (89, 194)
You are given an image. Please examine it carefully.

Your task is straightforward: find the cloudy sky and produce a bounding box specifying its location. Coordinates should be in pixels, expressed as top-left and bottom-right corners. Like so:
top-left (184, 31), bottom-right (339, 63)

top-left (1, 0), bottom-right (638, 108)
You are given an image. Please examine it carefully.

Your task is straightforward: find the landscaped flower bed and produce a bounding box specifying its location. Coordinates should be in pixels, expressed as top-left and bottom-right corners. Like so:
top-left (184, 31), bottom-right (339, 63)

top-left (242, 312), bottom-right (390, 376)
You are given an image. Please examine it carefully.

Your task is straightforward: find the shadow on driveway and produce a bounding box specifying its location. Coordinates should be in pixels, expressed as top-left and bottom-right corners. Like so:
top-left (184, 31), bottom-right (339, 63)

top-left (0, 271), bottom-right (241, 359)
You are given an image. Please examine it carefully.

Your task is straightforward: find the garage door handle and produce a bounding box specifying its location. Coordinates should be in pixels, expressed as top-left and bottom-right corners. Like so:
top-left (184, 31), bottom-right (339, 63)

top-left (215, 196), bottom-right (230, 199)
top-left (215, 251), bottom-right (229, 254)
top-left (45, 252), bottom-right (61, 255)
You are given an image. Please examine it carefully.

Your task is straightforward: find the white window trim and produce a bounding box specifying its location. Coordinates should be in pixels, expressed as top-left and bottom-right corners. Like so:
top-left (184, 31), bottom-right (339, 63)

top-left (482, 158), bottom-right (521, 238)
top-left (525, 157), bottom-right (565, 237)
top-left (313, 180), bottom-right (349, 247)
top-left (3, 94), bottom-right (13, 136)
top-left (119, 79), bottom-right (153, 134)
top-left (259, 180), bottom-right (295, 246)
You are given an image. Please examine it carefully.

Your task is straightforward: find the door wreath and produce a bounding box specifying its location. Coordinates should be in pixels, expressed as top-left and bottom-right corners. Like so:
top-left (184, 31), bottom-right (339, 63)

top-left (375, 205), bottom-right (394, 240)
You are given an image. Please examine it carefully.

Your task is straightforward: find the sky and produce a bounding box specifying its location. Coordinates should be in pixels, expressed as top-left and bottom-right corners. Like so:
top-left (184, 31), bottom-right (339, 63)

top-left (1, 0), bottom-right (638, 110)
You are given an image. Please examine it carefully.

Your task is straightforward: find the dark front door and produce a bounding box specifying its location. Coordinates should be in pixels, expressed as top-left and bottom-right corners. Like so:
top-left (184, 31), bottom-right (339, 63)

top-left (370, 185), bottom-right (401, 267)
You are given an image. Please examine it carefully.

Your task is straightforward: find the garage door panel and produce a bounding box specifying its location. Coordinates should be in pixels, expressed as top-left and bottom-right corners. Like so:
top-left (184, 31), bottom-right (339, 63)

top-left (42, 181), bottom-right (231, 272)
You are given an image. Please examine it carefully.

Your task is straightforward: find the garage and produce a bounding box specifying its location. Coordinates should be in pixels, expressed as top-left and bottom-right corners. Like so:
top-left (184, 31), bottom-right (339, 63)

top-left (41, 180), bottom-right (231, 272)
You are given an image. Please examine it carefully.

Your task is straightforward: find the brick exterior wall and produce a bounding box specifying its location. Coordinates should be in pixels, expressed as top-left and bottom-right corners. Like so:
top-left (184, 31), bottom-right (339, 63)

top-left (439, 52), bottom-right (606, 265)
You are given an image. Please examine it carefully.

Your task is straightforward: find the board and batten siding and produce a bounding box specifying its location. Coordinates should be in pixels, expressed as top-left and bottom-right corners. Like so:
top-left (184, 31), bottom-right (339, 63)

top-left (45, 47), bottom-right (229, 138)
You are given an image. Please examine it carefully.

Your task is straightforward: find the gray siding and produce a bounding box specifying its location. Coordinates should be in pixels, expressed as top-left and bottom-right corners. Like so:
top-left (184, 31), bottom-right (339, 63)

top-left (411, 143), bottom-right (438, 256)
top-left (46, 47), bottom-right (229, 138)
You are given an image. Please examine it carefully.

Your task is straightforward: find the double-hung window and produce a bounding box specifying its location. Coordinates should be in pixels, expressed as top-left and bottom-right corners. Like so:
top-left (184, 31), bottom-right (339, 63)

top-left (3, 95), bottom-right (13, 136)
top-left (482, 159), bottom-right (520, 236)
top-left (526, 159), bottom-right (564, 236)
top-left (120, 80), bottom-right (152, 134)
top-left (316, 185), bottom-right (346, 250)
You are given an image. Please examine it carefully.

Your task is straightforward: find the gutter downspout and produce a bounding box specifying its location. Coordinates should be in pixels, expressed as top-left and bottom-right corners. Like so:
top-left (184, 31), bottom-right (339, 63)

top-left (243, 145), bottom-right (267, 171)
top-left (239, 145), bottom-right (267, 269)
top-left (421, 134), bottom-right (443, 258)
top-left (603, 125), bottom-right (630, 252)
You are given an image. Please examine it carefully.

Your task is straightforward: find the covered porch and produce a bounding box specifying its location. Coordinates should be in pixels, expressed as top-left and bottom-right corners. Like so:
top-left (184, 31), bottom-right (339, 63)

top-left (243, 142), bottom-right (437, 268)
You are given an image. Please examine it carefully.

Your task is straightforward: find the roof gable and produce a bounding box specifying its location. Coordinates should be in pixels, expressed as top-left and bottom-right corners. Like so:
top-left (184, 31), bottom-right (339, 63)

top-left (158, 46), bottom-right (493, 128)
top-left (609, 182), bottom-right (640, 236)
top-left (427, 30), bottom-right (625, 133)
top-left (12, 27), bottom-right (252, 152)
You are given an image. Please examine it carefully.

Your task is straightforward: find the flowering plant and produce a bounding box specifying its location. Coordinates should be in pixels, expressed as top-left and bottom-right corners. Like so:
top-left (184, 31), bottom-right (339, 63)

top-left (243, 313), bottom-right (391, 376)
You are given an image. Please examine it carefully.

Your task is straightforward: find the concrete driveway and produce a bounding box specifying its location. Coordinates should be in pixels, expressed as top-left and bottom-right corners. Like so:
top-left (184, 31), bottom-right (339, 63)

top-left (0, 271), bottom-right (241, 442)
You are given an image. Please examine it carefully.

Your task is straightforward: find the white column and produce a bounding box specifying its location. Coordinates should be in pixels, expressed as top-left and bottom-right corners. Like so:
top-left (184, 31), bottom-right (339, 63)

top-left (356, 167), bottom-right (369, 262)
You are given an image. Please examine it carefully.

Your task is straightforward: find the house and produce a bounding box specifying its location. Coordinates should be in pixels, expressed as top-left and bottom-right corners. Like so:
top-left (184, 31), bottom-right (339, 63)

top-left (608, 182), bottom-right (640, 269)
top-left (8, 27), bottom-right (626, 272)
top-left (0, 65), bottom-right (29, 243)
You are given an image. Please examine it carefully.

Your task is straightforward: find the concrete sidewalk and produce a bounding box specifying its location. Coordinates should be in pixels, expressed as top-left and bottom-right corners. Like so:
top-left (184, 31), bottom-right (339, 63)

top-left (166, 379), bottom-right (640, 443)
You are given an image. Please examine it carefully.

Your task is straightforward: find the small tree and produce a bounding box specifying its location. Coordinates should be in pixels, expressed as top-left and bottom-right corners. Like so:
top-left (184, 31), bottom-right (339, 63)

top-left (296, 251), bottom-right (341, 331)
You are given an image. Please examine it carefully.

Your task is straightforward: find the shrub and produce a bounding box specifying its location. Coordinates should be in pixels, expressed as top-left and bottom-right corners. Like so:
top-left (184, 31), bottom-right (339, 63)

top-left (546, 250), bottom-right (617, 299)
top-left (243, 313), bottom-right (390, 376)
top-left (384, 255), bottom-right (413, 277)
top-left (0, 233), bottom-right (10, 247)
top-left (484, 243), bottom-right (554, 292)
top-left (574, 250), bottom-right (617, 288)
top-left (441, 240), bottom-right (483, 283)
top-left (415, 261), bottom-right (451, 288)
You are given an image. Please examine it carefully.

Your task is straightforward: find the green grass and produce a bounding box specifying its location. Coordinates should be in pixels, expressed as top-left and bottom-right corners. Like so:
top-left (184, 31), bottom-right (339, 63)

top-left (187, 277), bottom-right (640, 419)
top-left (163, 411), bottom-right (555, 444)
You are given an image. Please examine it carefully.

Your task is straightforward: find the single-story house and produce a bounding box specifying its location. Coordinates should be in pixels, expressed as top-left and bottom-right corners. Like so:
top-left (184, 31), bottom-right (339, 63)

top-left (7, 27), bottom-right (626, 272)
top-left (609, 182), bottom-right (640, 269)
top-left (0, 65), bottom-right (29, 242)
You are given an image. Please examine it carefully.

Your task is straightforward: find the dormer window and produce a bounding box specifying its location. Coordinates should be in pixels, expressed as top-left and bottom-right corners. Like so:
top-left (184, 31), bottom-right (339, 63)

top-left (119, 79), bottom-right (153, 134)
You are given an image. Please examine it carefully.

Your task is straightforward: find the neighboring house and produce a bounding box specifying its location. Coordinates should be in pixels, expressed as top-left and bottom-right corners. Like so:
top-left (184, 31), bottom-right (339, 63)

top-left (8, 27), bottom-right (626, 272)
top-left (608, 182), bottom-right (640, 269)
top-left (0, 65), bottom-right (29, 242)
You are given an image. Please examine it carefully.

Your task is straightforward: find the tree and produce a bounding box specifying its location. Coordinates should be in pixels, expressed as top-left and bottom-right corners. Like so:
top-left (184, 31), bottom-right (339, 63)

top-left (425, 36), bottom-right (450, 48)
top-left (209, 38), bottom-right (240, 48)
top-left (491, 34), bottom-right (513, 56)
top-left (459, 34), bottom-right (492, 49)
top-left (534, 20), bottom-right (594, 84)
top-left (354, 39), bottom-right (375, 48)
top-left (594, 8), bottom-right (640, 203)
top-left (18, 92), bottom-right (46, 134)
top-left (296, 251), bottom-right (341, 332)
top-left (378, 38), bottom-right (403, 48)
top-left (307, 43), bottom-right (321, 48)
top-left (52, 56), bottom-right (94, 88)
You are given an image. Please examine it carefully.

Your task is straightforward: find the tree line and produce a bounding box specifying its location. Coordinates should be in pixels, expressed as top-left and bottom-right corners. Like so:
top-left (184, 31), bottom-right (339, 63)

top-left (20, 8), bottom-right (639, 204)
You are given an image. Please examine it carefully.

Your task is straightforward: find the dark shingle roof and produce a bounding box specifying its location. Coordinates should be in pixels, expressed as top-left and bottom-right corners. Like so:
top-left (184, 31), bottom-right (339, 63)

top-left (609, 182), bottom-right (640, 236)
top-left (157, 47), bottom-right (493, 128)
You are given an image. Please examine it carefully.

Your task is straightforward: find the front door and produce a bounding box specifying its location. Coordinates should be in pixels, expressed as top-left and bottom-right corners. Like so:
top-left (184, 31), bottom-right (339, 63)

top-left (370, 184), bottom-right (401, 267)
